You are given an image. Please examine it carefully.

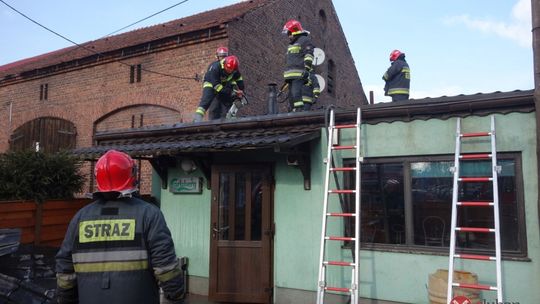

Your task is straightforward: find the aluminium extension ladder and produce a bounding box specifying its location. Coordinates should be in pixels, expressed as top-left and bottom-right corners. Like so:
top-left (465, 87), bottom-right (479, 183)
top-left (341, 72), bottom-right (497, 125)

top-left (316, 108), bottom-right (362, 304)
top-left (447, 116), bottom-right (503, 303)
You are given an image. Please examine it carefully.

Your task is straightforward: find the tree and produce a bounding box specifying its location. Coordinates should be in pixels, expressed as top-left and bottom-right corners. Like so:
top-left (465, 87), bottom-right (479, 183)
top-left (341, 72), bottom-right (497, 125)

top-left (0, 151), bottom-right (85, 201)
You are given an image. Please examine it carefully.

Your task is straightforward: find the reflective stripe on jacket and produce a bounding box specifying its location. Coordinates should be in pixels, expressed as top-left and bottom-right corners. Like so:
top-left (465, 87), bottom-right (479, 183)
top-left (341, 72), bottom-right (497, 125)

top-left (284, 33), bottom-right (314, 80)
top-left (55, 196), bottom-right (184, 304)
top-left (383, 58), bottom-right (410, 96)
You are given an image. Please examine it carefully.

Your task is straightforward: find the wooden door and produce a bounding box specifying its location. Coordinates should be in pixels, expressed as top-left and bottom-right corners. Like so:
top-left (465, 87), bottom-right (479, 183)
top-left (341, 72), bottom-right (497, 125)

top-left (10, 117), bottom-right (76, 153)
top-left (209, 165), bottom-right (273, 303)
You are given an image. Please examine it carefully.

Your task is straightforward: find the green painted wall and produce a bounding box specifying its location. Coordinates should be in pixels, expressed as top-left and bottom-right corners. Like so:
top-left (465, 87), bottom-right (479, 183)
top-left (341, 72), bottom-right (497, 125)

top-left (317, 113), bottom-right (539, 303)
top-left (160, 166), bottom-right (212, 277)
top-left (157, 112), bottom-right (539, 303)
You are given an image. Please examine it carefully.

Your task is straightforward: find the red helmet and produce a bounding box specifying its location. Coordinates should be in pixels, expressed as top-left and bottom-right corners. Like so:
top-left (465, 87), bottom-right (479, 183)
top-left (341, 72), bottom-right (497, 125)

top-left (389, 49), bottom-right (403, 62)
top-left (216, 46), bottom-right (228, 59)
top-left (222, 55), bottom-right (239, 74)
top-left (282, 19), bottom-right (303, 35)
top-left (95, 150), bottom-right (137, 194)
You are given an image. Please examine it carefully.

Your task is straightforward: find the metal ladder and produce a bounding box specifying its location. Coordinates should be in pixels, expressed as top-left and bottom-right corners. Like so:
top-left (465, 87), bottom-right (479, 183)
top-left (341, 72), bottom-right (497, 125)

top-left (316, 108), bottom-right (362, 304)
top-left (447, 115), bottom-right (503, 303)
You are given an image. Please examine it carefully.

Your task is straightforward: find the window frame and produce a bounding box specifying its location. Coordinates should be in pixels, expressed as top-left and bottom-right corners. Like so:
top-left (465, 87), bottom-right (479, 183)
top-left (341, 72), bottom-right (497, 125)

top-left (343, 152), bottom-right (528, 260)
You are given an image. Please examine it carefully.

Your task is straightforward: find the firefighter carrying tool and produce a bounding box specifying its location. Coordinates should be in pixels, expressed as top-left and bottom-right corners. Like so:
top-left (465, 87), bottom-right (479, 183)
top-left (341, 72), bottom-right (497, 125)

top-left (193, 55), bottom-right (244, 122)
top-left (55, 150), bottom-right (185, 304)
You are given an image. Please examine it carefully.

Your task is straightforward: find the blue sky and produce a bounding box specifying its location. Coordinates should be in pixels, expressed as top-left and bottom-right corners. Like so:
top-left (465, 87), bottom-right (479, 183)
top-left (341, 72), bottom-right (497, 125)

top-left (0, 0), bottom-right (533, 103)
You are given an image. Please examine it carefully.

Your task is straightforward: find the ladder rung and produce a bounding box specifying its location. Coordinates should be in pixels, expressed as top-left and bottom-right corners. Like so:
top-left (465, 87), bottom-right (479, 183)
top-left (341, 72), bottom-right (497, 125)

top-left (457, 201), bottom-right (494, 207)
top-left (329, 189), bottom-right (355, 194)
top-left (459, 153), bottom-right (491, 160)
top-left (459, 177), bottom-right (492, 182)
top-left (332, 145), bottom-right (355, 150)
top-left (325, 261), bottom-right (354, 266)
top-left (455, 254), bottom-right (496, 261)
top-left (456, 227), bottom-right (495, 233)
top-left (330, 167), bottom-right (356, 171)
top-left (452, 282), bottom-right (497, 291)
top-left (334, 124), bottom-right (357, 129)
top-left (325, 287), bottom-right (350, 293)
top-left (327, 213), bottom-right (355, 217)
top-left (461, 132), bottom-right (490, 138)
top-left (326, 236), bottom-right (355, 241)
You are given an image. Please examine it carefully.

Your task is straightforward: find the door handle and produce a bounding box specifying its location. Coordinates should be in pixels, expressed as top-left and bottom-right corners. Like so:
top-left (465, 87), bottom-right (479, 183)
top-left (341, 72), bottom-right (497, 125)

top-left (212, 224), bottom-right (229, 239)
top-left (212, 226), bottom-right (229, 232)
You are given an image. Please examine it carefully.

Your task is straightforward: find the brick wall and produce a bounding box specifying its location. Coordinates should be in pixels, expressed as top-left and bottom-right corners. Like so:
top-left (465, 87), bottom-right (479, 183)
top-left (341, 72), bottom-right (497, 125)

top-left (0, 0), bottom-right (365, 195)
top-left (228, 0), bottom-right (366, 116)
top-left (0, 40), bottom-right (229, 194)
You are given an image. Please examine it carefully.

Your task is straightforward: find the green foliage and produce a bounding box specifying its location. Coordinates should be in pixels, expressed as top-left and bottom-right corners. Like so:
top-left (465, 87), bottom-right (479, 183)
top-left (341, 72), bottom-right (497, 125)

top-left (0, 151), bottom-right (85, 201)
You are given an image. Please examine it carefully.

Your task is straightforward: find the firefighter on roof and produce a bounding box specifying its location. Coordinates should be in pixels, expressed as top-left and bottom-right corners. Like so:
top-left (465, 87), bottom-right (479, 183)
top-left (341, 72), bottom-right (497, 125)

top-left (383, 49), bottom-right (410, 102)
top-left (215, 46), bottom-right (228, 60)
top-left (193, 55), bottom-right (245, 122)
top-left (282, 19), bottom-right (315, 112)
top-left (55, 150), bottom-right (185, 304)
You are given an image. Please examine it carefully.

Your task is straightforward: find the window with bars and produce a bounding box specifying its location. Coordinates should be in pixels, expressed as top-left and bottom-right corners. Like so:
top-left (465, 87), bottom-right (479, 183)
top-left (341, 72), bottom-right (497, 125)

top-left (39, 84), bottom-right (48, 101)
top-left (130, 64), bottom-right (142, 83)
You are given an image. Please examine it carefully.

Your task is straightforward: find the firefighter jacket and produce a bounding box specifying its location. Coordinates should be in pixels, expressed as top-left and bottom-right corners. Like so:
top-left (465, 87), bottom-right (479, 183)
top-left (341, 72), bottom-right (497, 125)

top-left (283, 32), bottom-right (314, 81)
top-left (302, 72), bottom-right (320, 104)
top-left (382, 57), bottom-right (410, 97)
top-left (196, 59), bottom-right (244, 116)
top-left (55, 196), bottom-right (184, 304)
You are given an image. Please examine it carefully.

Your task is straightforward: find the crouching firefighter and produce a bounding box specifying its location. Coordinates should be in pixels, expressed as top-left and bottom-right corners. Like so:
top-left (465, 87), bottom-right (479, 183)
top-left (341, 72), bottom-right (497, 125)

top-left (55, 150), bottom-right (185, 304)
top-left (193, 55), bottom-right (245, 122)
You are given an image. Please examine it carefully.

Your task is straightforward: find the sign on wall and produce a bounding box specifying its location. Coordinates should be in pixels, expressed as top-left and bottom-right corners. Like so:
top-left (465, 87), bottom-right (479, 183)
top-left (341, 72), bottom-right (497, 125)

top-left (170, 176), bottom-right (203, 194)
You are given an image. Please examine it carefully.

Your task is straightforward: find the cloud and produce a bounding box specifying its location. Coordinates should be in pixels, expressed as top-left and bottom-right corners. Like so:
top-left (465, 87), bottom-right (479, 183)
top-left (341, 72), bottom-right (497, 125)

top-left (444, 0), bottom-right (531, 48)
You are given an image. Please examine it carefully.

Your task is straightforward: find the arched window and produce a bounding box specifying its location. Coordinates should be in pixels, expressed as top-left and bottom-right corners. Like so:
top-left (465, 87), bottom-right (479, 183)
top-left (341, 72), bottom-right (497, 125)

top-left (319, 9), bottom-right (327, 32)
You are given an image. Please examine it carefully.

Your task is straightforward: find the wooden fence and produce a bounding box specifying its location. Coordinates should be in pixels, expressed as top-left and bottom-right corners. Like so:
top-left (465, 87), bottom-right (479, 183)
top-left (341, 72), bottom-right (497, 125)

top-left (0, 199), bottom-right (91, 247)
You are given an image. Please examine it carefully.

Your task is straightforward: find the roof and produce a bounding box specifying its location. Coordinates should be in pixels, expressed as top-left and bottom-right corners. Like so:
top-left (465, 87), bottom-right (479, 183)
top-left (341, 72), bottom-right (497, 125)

top-left (72, 90), bottom-right (535, 160)
top-left (75, 123), bottom-right (321, 159)
top-left (0, 0), bottom-right (269, 79)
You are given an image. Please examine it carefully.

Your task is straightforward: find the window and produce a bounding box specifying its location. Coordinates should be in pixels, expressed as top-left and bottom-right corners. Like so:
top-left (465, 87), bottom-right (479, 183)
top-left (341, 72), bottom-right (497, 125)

top-left (130, 64), bottom-right (142, 83)
top-left (319, 9), bottom-right (327, 32)
top-left (39, 83), bottom-right (48, 100)
top-left (327, 60), bottom-right (335, 97)
top-left (344, 154), bottom-right (526, 257)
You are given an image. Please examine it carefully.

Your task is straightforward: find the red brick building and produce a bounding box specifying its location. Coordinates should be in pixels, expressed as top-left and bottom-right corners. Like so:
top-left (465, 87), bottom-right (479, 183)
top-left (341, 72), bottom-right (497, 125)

top-left (0, 0), bottom-right (366, 194)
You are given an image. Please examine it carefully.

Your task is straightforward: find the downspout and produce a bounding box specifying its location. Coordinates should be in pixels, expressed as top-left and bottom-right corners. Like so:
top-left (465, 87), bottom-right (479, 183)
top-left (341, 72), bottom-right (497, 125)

top-left (532, 0), bottom-right (540, 236)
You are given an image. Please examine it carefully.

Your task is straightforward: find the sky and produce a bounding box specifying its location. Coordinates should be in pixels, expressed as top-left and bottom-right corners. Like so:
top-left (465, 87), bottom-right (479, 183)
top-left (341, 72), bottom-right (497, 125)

top-left (0, 0), bottom-right (534, 103)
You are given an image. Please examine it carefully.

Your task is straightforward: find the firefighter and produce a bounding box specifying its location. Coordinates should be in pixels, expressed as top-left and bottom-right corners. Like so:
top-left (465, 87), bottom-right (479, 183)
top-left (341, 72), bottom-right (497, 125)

top-left (302, 71), bottom-right (320, 111)
top-left (282, 19), bottom-right (314, 112)
top-left (55, 150), bottom-right (185, 304)
top-left (215, 46), bottom-right (228, 60)
top-left (193, 55), bottom-right (245, 122)
top-left (208, 46), bottom-right (231, 119)
top-left (382, 49), bottom-right (410, 102)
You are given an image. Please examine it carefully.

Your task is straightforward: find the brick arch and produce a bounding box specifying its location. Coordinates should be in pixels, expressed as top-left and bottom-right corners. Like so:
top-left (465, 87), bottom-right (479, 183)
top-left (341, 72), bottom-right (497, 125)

top-left (10, 116), bottom-right (76, 153)
top-left (93, 104), bottom-right (182, 195)
top-left (94, 103), bottom-right (182, 133)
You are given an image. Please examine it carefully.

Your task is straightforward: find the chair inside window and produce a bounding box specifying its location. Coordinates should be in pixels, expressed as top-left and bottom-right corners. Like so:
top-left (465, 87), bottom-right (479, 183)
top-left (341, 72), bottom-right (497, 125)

top-left (423, 216), bottom-right (445, 246)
